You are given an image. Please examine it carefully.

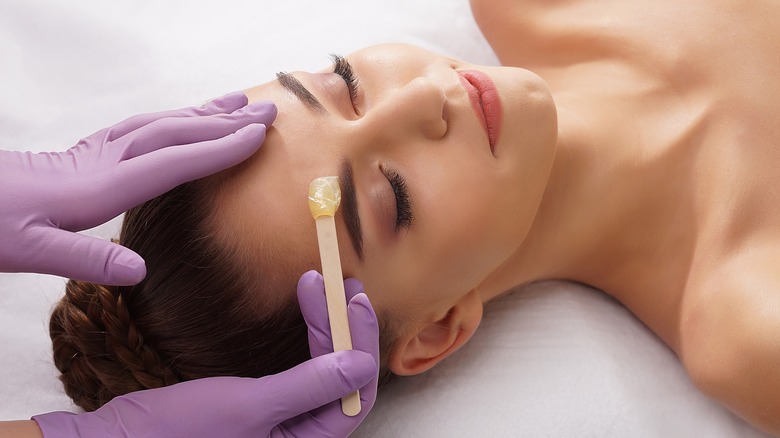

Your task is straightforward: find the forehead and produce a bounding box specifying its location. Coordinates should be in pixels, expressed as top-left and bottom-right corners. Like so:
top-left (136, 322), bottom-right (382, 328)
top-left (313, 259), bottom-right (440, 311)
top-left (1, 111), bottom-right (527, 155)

top-left (210, 80), bottom-right (362, 296)
top-left (205, 168), bottom-right (314, 314)
top-left (214, 46), bottom-right (507, 318)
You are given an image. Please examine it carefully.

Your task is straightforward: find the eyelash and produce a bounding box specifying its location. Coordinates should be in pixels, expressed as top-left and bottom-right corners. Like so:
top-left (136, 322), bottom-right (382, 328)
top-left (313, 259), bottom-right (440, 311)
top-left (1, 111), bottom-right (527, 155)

top-left (331, 54), bottom-right (409, 231)
top-left (381, 166), bottom-right (413, 231)
top-left (331, 54), bottom-right (359, 105)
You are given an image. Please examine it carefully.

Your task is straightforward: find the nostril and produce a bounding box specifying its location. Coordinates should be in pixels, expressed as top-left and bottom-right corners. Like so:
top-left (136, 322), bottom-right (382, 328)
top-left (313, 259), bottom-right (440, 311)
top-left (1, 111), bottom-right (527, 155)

top-left (409, 76), bottom-right (448, 140)
top-left (440, 97), bottom-right (450, 131)
top-left (422, 105), bottom-right (448, 140)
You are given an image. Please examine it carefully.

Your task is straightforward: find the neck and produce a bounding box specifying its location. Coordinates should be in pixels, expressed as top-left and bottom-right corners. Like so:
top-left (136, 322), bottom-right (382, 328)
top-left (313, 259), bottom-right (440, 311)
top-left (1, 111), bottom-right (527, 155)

top-left (477, 109), bottom-right (598, 302)
top-left (477, 97), bottom-right (697, 305)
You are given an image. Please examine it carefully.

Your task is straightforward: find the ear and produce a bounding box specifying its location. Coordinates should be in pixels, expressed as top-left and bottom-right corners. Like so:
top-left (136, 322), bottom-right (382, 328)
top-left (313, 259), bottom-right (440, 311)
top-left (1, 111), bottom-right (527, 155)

top-left (388, 289), bottom-right (484, 376)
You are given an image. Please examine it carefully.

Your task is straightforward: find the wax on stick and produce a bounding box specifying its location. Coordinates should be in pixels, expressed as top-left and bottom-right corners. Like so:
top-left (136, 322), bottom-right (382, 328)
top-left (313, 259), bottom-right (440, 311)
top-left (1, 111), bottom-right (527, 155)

top-left (308, 176), bottom-right (361, 417)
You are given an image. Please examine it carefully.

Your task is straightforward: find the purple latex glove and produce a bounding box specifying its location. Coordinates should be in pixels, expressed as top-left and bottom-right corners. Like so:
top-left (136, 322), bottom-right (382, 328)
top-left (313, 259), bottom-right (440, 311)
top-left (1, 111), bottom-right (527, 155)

top-left (294, 271), bottom-right (381, 436)
top-left (32, 271), bottom-right (380, 438)
top-left (0, 92), bottom-right (276, 285)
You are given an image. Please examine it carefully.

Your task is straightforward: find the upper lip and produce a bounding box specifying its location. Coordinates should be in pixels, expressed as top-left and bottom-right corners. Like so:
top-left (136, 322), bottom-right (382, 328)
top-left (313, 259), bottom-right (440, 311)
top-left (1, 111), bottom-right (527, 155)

top-left (457, 70), bottom-right (499, 155)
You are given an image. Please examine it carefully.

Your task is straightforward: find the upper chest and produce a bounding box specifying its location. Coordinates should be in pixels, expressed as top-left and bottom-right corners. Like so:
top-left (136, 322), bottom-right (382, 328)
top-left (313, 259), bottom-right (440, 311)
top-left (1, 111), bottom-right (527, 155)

top-left (474, 0), bottom-right (780, 222)
top-left (471, 0), bottom-right (780, 97)
top-left (476, 0), bottom-right (780, 327)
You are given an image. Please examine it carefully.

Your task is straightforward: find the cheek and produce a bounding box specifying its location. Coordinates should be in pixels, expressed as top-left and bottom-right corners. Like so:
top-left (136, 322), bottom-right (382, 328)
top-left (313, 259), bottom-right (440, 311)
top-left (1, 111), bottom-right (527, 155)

top-left (429, 195), bottom-right (517, 285)
top-left (364, 197), bottom-right (517, 317)
top-left (359, 155), bottom-right (525, 314)
top-left (418, 158), bottom-right (522, 271)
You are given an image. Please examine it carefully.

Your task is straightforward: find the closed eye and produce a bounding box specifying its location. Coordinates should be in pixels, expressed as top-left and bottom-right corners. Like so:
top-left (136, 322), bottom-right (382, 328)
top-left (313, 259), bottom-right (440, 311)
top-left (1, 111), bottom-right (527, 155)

top-left (331, 54), bottom-right (360, 112)
top-left (381, 165), bottom-right (413, 231)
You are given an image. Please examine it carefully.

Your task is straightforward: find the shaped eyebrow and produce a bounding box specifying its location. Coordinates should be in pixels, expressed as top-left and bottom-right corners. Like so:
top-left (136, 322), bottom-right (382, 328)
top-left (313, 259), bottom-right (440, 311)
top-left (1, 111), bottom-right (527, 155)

top-left (339, 159), bottom-right (364, 261)
top-left (275, 72), bottom-right (363, 260)
top-left (276, 71), bottom-right (325, 112)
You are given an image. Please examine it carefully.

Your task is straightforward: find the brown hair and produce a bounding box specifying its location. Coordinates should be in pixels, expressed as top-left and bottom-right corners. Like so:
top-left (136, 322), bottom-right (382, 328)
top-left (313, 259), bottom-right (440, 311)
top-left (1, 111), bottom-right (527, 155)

top-left (49, 177), bottom-right (392, 411)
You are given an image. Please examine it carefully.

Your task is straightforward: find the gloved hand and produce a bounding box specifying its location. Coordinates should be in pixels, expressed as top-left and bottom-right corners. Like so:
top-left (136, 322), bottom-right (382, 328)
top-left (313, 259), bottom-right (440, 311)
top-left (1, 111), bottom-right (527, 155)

top-left (32, 271), bottom-right (380, 438)
top-left (0, 92), bottom-right (276, 285)
top-left (293, 270), bottom-right (381, 437)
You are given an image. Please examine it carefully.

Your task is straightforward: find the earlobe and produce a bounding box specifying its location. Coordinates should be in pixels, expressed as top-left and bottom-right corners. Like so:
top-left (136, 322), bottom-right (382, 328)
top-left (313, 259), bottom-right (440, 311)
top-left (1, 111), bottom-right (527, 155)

top-left (388, 289), bottom-right (484, 376)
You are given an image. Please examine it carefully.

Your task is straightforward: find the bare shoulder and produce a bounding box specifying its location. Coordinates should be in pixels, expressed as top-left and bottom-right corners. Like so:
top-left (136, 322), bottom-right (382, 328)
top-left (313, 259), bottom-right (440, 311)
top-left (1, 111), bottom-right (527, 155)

top-left (468, 0), bottom-right (560, 66)
top-left (470, 0), bottom-right (780, 72)
top-left (469, 0), bottom-right (689, 69)
top-left (679, 241), bottom-right (780, 434)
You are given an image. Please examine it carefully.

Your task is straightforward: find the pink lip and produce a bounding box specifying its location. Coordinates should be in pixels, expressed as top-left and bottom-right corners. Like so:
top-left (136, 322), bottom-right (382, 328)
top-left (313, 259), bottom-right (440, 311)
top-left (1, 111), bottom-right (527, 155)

top-left (458, 70), bottom-right (502, 155)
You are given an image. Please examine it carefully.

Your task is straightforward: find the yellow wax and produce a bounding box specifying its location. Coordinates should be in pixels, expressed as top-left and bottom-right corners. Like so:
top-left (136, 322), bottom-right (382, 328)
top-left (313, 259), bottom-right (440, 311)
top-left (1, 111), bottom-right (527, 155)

top-left (308, 176), bottom-right (341, 218)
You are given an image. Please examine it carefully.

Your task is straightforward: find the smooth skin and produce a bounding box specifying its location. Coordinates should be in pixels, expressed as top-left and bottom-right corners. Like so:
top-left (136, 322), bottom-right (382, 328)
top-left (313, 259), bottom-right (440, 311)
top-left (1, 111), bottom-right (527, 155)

top-left (207, 0), bottom-right (780, 434)
top-left (0, 422), bottom-right (42, 438)
top-left (469, 0), bottom-right (780, 434)
top-left (228, 43), bottom-right (556, 377)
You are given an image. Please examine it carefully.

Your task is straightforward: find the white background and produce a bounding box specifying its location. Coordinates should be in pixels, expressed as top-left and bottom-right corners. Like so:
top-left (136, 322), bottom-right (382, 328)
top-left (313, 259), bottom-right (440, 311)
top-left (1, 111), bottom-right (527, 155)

top-left (0, 1), bottom-right (770, 436)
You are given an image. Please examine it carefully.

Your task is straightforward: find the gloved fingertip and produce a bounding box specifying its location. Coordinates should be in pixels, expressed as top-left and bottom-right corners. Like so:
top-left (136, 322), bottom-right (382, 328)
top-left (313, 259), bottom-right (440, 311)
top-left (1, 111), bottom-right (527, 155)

top-left (111, 251), bottom-right (147, 286)
top-left (246, 100), bottom-right (277, 120)
top-left (348, 293), bottom-right (375, 318)
top-left (235, 123), bottom-right (267, 140)
top-left (344, 277), bottom-right (365, 300)
top-left (246, 99), bottom-right (277, 111)
top-left (297, 270), bottom-right (325, 306)
top-left (337, 350), bottom-right (378, 388)
top-left (206, 91), bottom-right (248, 112)
top-left (348, 293), bottom-right (379, 359)
top-left (297, 270), bottom-right (324, 290)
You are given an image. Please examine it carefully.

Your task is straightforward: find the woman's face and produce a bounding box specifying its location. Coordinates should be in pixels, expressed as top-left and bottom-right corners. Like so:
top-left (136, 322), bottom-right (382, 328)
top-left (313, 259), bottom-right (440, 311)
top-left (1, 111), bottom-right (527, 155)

top-left (225, 43), bottom-right (557, 325)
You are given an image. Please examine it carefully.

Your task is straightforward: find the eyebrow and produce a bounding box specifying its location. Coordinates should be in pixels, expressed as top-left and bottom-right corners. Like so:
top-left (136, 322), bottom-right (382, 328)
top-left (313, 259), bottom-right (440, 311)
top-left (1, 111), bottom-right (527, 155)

top-left (276, 71), bottom-right (325, 112)
top-left (339, 159), bottom-right (364, 261)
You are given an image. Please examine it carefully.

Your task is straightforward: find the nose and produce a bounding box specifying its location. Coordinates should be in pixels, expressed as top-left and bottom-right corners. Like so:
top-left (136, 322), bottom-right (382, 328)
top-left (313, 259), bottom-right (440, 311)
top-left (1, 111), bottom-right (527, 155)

top-left (365, 76), bottom-right (448, 142)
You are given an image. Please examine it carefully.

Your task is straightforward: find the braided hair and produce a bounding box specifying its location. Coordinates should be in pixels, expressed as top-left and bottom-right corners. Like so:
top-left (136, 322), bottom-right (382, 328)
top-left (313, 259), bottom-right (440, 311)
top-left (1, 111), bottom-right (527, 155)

top-left (48, 179), bottom-right (311, 411)
top-left (50, 281), bottom-right (179, 410)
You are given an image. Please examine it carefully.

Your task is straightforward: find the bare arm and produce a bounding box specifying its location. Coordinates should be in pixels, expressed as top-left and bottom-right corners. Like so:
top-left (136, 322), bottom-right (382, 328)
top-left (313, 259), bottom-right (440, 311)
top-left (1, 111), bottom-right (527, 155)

top-left (0, 421), bottom-right (43, 438)
top-left (680, 244), bottom-right (780, 436)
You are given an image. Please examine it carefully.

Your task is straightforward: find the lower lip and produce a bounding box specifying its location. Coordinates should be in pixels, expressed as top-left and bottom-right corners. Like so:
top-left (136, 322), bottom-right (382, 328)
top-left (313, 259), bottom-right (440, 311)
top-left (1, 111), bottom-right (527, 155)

top-left (458, 70), bottom-right (502, 155)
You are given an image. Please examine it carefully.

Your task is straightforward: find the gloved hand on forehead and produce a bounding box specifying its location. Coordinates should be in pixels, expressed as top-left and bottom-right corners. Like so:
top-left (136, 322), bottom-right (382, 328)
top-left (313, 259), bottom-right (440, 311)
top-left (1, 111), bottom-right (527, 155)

top-left (32, 271), bottom-right (381, 438)
top-left (0, 92), bottom-right (276, 285)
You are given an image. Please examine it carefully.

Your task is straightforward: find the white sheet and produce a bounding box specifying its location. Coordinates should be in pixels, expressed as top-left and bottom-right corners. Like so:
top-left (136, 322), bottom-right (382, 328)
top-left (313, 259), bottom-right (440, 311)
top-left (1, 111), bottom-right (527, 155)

top-left (355, 283), bottom-right (769, 437)
top-left (0, 1), bottom-right (770, 436)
